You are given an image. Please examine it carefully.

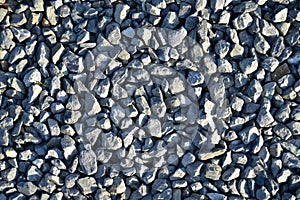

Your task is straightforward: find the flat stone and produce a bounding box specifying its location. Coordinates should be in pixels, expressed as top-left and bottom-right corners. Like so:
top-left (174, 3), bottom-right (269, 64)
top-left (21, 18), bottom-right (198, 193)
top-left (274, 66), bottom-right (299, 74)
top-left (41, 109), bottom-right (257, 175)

top-left (85, 92), bottom-right (101, 116)
top-left (61, 135), bottom-right (77, 160)
top-left (168, 27), bottom-right (187, 48)
top-left (198, 149), bottom-right (226, 160)
top-left (79, 150), bottom-right (97, 175)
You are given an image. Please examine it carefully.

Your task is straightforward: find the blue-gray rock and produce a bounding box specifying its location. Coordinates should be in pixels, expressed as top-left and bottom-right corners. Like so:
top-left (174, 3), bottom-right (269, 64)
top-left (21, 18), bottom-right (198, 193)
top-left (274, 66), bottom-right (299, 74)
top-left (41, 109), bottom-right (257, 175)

top-left (239, 57), bottom-right (258, 75)
top-left (256, 186), bottom-right (270, 200)
top-left (261, 57), bottom-right (279, 72)
top-left (162, 12), bottom-right (179, 29)
top-left (8, 46), bottom-right (26, 64)
top-left (11, 27), bottom-right (31, 42)
top-left (79, 150), bottom-right (97, 175)
top-left (204, 163), bottom-right (222, 180)
top-left (77, 177), bottom-right (97, 195)
top-left (233, 13), bottom-right (253, 30)
top-left (254, 33), bottom-right (270, 54)
top-left (17, 182), bottom-right (38, 196)
top-left (62, 51), bottom-right (84, 73)
top-left (114, 4), bottom-right (130, 24)
top-left (215, 40), bottom-right (230, 59)
top-left (256, 109), bottom-right (274, 127)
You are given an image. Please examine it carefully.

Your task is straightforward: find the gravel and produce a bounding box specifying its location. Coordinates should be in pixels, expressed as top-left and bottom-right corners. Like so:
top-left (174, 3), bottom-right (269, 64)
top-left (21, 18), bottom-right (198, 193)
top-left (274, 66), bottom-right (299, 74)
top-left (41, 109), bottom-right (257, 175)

top-left (0, 0), bottom-right (299, 199)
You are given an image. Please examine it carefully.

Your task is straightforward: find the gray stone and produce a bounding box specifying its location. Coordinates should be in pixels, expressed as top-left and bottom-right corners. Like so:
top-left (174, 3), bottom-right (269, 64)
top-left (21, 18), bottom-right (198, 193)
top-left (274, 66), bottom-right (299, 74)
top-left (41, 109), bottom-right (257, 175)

top-left (233, 1), bottom-right (258, 13)
top-left (181, 152), bottom-right (196, 167)
top-left (114, 4), bottom-right (130, 24)
top-left (246, 80), bottom-right (262, 102)
top-left (207, 193), bottom-right (226, 200)
top-left (85, 92), bottom-right (101, 116)
top-left (33, 0), bottom-right (44, 11)
top-left (186, 161), bottom-right (203, 177)
top-left (261, 20), bottom-right (279, 37)
top-left (110, 104), bottom-right (125, 126)
top-left (33, 122), bottom-right (49, 141)
top-left (77, 177), bottom-right (97, 195)
top-left (77, 30), bottom-right (90, 44)
top-left (11, 27), bottom-right (31, 42)
top-left (64, 110), bottom-right (81, 124)
top-left (62, 51), bottom-right (84, 73)
top-left (273, 124), bottom-right (292, 140)
top-left (282, 152), bottom-right (300, 169)
top-left (8, 46), bottom-right (26, 64)
top-left (271, 159), bottom-right (282, 177)
top-left (79, 150), bottom-right (97, 175)
top-left (238, 126), bottom-right (259, 145)
top-left (36, 42), bottom-right (50, 68)
top-left (277, 168), bottom-right (292, 183)
top-left (0, 8), bottom-right (7, 23)
top-left (271, 36), bottom-right (285, 57)
top-left (146, 3), bottom-right (161, 16)
top-left (145, 118), bottom-right (162, 137)
top-left (269, 143), bottom-right (283, 158)
top-left (256, 186), bottom-right (270, 200)
top-left (0, 129), bottom-right (9, 146)
top-left (66, 95), bottom-right (81, 110)
top-left (261, 57), bottom-right (279, 72)
top-left (27, 165), bottom-right (43, 182)
top-left (52, 43), bottom-right (65, 64)
top-left (288, 51), bottom-right (300, 65)
top-left (157, 46), bottom-right (170, 61)
top-left (239, 57), bottom-right (258, 75)
top-left (256, 109), bottom-right (274, 127)
top-left (110, 177), bottom-right (126, 194)
top-left (106, 23), bottom-right (121, 45)
top-left (254, 33), bottom-right (270, 54)
top-left (61, 135), bottom-right (77, 160)
top-left (233, 13), bottom-right (253, 30)
top-left (215, 40), bottom-right (230, 59)
top-left (152, 179), bottom-right (169, 192)
top-left (47, 119), bottom-right (60, 136)
top-left (101, 133), bottom-right (122, 150)
top-left (162, 12), bottom-right (179, 29)
top-left (46, 6), bottom-right (57, 25)
top-left (95, 78), bottom-right (110, 98)
top-left (17, 182), bottom-right (37, 196)
top-left (169, 77), bottom-right (185, 94)
top-left (273, 8), bottom-right (288, 23)
top-left (168, 27), bottom-right (187, 48)
top-left (204, 163), bottom-right (222, 180)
